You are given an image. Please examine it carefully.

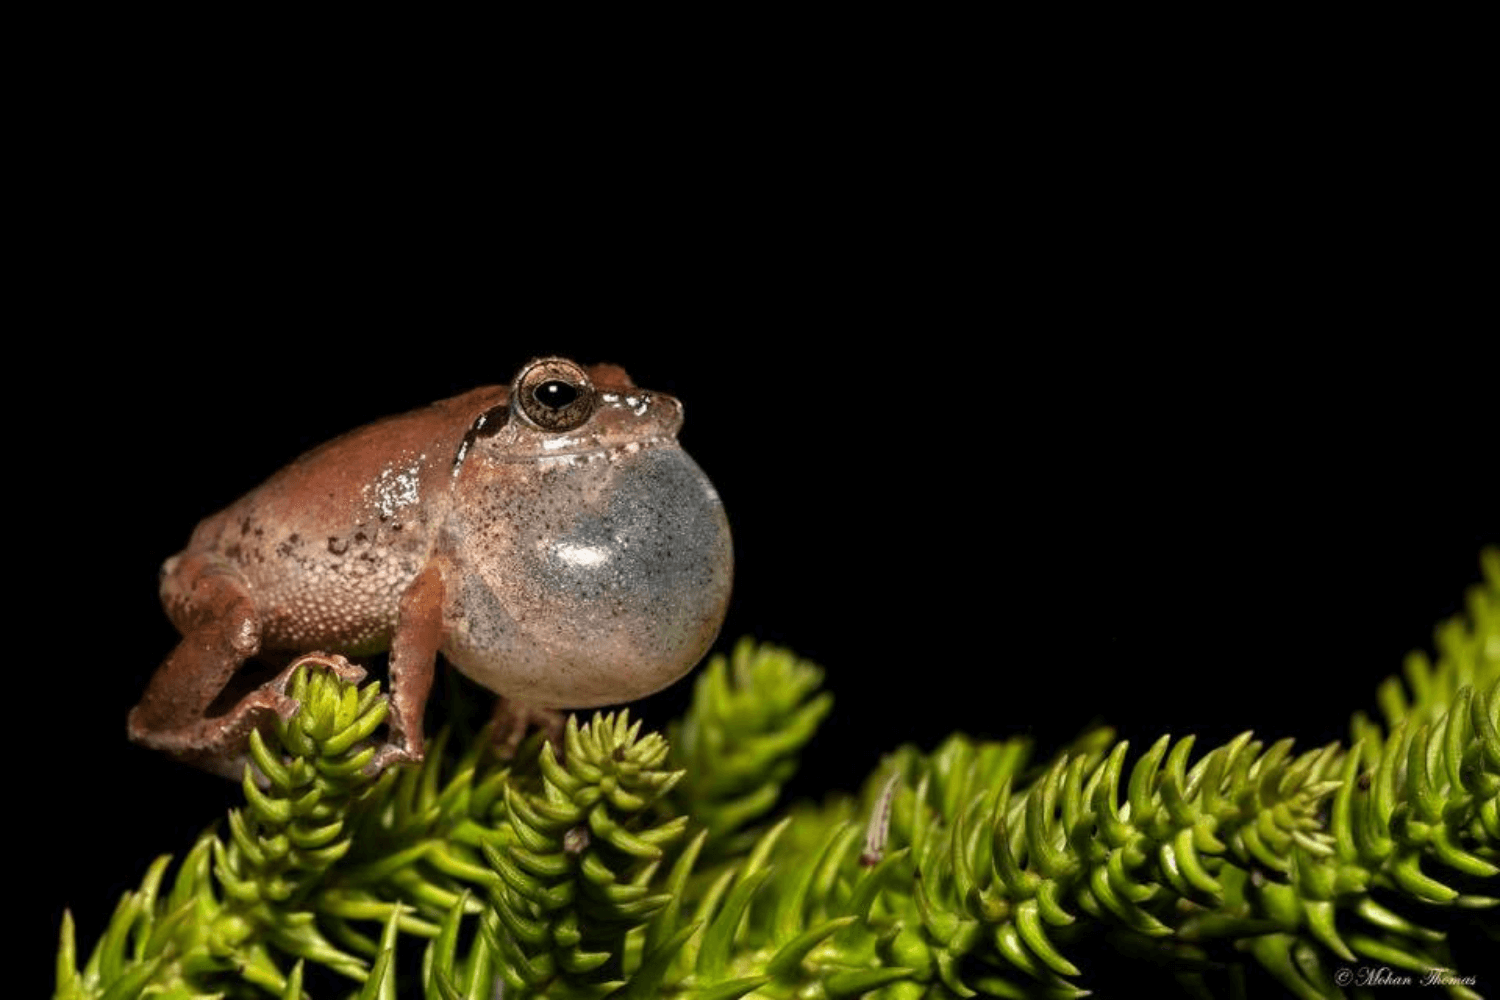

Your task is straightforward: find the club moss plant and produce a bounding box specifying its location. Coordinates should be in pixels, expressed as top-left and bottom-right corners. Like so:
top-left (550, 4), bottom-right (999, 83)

top-left (56, 549), bottom-right (1499, 998)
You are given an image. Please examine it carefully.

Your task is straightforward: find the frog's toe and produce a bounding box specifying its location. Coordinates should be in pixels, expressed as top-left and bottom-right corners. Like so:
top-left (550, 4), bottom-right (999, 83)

top-left (230, 687), bottom-right (301, 725)
top-left (364, 741), bottom-right (422, 775)
top-left (276, 652), bottom-right (369, 690)
top-left (267, 692), bottom-right (301, 721)
top-left (489, 699), bottom-right (565, 760)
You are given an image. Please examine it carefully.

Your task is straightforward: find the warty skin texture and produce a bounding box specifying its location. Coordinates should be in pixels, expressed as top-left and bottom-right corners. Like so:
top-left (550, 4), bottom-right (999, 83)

top-left (131, 359), bottom-right (732, 778)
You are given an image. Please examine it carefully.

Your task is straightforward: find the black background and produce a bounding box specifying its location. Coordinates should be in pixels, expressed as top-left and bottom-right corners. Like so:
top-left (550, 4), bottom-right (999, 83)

top-left (22, 66), bottom-right (1497, 996)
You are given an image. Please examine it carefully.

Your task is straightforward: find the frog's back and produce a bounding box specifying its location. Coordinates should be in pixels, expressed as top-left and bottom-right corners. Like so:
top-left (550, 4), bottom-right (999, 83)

top-left (172, 386), bottom-right (507, 653)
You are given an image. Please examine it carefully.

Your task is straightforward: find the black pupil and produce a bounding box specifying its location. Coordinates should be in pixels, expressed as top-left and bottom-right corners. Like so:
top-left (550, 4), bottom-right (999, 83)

top-left (534, 380), bottom-right (578, 409)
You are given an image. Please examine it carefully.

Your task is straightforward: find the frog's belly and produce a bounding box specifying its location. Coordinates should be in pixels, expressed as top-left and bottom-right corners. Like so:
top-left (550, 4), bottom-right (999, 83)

top-left (210, 533), bottom-right (422, 655)
top-left (252, 568), bottom-right (405, 655)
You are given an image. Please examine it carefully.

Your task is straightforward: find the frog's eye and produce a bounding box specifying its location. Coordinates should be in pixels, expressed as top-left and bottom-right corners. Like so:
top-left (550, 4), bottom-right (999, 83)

top-left (513, 357), bottom-right (597, 432)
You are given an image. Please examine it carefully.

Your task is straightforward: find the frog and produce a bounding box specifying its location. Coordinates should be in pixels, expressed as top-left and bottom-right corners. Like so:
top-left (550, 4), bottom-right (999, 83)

top-left (128, 357), bottom-right (733, 779)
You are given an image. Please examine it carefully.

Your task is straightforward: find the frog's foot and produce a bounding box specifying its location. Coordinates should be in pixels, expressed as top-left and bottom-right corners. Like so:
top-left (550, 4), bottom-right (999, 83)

top-left (489, 697), bottom-right (567, 760)
top-left (258, 653), bottom-right (418, 777)
top-left (201, 656), bottom-right (370, 782)
top-left (363, 741), bottom-right (423, 775)
top-left (129, 684), bottom-right (301, 782)
top-left (270, 652), bottom-right (369, 693)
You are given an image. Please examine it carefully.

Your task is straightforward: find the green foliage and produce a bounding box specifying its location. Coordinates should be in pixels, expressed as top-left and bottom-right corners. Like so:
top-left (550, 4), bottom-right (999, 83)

top-left (55, 658), bottom-right (391, 999)
top-left (57, 551), bottom-right (1500, 998)
top-left (668, 639), bottom-right (833, 855)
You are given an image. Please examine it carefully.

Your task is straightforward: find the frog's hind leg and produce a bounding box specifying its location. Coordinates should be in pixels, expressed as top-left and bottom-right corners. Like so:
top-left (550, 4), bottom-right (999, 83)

top-left (489, 697), bottom-right (567, 760)
top-left (128, 556), bottom-right (287, 780)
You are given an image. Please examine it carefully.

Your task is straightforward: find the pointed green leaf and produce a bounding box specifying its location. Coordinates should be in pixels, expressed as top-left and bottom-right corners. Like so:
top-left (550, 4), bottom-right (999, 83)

top-left (696, 866), bottom-right (772, 981)
top-left (693, 976), bottom-right (772, 1000)
top-left (824, 966), bottom-right (918, 998)
top-left (607, 921), bottom-right (700, 999)
top-left (765, 916), bottom-right (855, 979)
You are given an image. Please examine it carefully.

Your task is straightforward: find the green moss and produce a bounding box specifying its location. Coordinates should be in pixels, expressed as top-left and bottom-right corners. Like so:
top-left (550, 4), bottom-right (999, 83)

top-left (56, 550), bottom-right (1500, 999)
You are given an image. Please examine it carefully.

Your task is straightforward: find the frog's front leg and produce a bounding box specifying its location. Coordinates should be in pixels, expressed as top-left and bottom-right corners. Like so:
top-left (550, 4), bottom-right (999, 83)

top-left (364, 564), bottom-right (445, 773)
top-left (128, 555), bottom-right (293, 779)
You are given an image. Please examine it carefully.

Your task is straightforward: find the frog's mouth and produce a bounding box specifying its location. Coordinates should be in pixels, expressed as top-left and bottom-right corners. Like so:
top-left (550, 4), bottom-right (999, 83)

top-left (454, 433), bottom-right (679, 476)
top-left (492, 434), bottom-right (680, 464)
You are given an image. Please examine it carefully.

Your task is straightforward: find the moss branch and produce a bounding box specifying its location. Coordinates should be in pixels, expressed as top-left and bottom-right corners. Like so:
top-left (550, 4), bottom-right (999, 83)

top-left (56, 549), bottom-right (1500, 999)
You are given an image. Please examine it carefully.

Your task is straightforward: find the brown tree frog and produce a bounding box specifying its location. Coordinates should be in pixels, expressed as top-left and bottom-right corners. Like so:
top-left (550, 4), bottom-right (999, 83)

top-left (128, 358), bottom-right (733, 778)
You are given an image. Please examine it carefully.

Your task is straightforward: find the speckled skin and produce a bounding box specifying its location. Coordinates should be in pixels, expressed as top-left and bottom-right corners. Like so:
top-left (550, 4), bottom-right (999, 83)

top-left (129, 360), bottom-right (733, 777)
